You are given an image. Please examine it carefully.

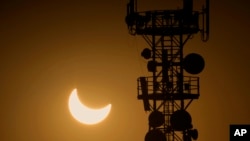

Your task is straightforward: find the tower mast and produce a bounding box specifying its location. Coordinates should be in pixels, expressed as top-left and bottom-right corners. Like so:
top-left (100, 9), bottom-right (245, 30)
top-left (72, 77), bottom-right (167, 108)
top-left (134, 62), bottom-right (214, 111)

top-left (125, 0), bottom-right (209, 141)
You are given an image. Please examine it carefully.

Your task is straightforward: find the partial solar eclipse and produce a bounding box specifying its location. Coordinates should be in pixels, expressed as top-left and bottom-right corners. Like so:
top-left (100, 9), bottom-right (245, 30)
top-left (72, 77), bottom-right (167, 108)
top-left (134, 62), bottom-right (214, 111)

top-left (68, 88), bottom-right (111, 125)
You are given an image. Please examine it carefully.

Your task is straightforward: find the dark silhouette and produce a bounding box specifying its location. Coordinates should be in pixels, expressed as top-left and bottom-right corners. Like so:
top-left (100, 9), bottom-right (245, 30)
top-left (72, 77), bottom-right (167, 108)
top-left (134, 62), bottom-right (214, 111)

top-left (125, 0), bottom-right (209, 141)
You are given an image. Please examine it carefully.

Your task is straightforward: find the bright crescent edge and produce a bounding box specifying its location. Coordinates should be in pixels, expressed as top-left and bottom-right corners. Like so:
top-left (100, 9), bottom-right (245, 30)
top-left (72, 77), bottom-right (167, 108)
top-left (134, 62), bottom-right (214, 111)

top-left (68, 88), bottom-right (111, 125)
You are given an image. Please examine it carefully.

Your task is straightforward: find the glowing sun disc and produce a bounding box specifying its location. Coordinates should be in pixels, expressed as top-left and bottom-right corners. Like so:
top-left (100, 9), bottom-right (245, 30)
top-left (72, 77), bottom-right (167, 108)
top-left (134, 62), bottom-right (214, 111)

top-left (68, 88), bottom-right (111, 125)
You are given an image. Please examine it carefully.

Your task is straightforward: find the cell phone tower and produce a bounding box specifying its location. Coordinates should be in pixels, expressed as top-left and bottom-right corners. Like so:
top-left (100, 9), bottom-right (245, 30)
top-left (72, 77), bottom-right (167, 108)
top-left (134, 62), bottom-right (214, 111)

top-left (125, 0), bottom-right (209, 141)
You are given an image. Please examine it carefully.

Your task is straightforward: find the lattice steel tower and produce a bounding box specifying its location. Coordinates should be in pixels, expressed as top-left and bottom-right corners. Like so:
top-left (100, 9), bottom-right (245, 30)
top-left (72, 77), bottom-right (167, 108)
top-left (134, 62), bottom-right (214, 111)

top-left (125, 0), bottom-right (209, 141)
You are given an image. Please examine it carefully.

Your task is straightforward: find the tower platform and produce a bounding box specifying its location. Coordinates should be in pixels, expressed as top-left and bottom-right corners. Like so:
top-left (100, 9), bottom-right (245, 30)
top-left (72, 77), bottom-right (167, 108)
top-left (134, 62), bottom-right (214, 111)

top-left (126, 10), bottom-right (200, 36)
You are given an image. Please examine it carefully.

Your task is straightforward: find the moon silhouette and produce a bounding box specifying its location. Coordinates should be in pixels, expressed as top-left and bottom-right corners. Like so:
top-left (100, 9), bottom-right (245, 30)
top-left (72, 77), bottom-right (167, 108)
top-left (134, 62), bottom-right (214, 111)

top-left (68, 88), bottom-right (111, 125)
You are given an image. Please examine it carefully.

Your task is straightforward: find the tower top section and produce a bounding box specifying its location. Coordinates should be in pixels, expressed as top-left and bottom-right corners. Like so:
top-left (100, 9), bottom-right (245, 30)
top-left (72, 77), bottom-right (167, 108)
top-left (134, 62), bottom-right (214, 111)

top-left (125, 0), bottom-right (209, 41)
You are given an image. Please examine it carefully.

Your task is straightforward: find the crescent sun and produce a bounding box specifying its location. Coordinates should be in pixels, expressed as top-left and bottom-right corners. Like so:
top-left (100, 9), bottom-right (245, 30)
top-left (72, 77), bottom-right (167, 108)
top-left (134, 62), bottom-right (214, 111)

top-left (68, 88), bottom-right (111, 125)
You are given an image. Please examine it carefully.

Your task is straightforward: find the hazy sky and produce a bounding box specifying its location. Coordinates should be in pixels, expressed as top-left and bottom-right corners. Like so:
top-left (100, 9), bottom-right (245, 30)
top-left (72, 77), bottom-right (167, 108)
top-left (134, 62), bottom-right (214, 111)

top-left (0, 0), bottom-right (250, 141)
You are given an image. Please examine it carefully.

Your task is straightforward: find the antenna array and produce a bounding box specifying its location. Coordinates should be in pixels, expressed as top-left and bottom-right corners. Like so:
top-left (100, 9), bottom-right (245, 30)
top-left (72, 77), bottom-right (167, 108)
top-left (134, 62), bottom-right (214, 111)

top-left (125, 0), bottom-right (209, 141)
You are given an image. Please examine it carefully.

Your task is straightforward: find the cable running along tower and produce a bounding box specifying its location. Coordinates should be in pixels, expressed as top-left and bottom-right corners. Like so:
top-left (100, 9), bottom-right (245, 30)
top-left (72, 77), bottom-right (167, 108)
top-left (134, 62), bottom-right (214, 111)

top-left (125, 0), bottom-right (209, 141)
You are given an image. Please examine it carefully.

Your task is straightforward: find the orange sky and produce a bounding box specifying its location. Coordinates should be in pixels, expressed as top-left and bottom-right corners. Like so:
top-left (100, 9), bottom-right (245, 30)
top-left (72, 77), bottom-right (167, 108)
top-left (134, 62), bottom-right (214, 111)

top-left (0, 0), bottom-right (250, 141)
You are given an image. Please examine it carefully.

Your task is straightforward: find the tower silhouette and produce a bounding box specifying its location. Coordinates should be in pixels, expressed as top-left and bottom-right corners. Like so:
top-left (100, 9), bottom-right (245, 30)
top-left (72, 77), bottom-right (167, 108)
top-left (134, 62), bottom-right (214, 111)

top-left (125, 0), bottom-right (209, 141)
